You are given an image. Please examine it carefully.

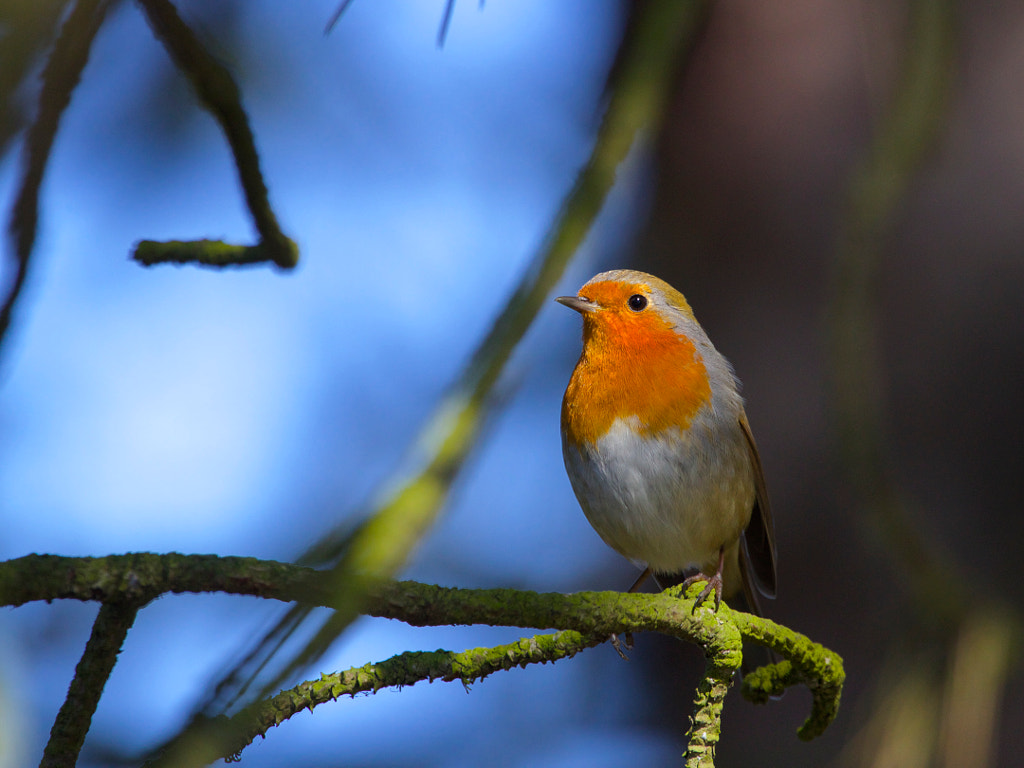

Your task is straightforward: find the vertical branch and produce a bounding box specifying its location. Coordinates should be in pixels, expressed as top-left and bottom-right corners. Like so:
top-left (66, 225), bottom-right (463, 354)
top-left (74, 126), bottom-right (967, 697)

top-left (684, 620), bottom-right (742, 768)
top-left (684, 665), bottom-right (733, 768)
top-left (936, 609), bottom-right (1017, 768)
top-left (828, 0), bottom-right (958, 617)
top-left (2, 0), bottom-right (113, 359)
top-left (826, 4), bottom-right (1020, 767)
top-left (0, 0), bottom-right (70, 159)
top-left (39, 601), bottom-right (141, 768)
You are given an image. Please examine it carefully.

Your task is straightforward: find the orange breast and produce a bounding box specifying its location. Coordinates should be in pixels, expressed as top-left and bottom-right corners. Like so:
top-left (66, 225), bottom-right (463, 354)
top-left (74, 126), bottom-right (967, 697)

top-left (562, 309), bottom-right (712, 447)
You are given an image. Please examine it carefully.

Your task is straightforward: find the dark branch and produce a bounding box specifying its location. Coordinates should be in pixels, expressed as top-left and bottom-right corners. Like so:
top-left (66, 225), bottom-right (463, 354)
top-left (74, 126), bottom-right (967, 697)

top-left (133, 238), bottom-right (298, 269)
top-left (135, 0), bottom-right (297, 269)
top-left (39, 600), bottom-right (142, 768)
top-left (2, 0), bottom-right (113, 357)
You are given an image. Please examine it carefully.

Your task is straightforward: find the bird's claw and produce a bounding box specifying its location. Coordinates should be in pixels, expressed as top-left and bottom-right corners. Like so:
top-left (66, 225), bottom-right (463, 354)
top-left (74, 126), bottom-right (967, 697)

top-left (681, 572), bottom-right (723, 613)
top-left (610, 632), bottom-right (634, 660)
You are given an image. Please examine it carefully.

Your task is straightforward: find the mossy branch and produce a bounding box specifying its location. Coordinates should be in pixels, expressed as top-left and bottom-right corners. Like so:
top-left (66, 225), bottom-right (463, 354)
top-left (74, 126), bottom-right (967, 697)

top-left (3, 552), bottom-right (844, 767)
top-left (685, 646), bottom-right (740, 768)
top-left (733, 610), bottom-right (844, 740)
top-left (147, 629), bottom-right (603, 767)
top-left (133, 0), bottom-right (297, 269)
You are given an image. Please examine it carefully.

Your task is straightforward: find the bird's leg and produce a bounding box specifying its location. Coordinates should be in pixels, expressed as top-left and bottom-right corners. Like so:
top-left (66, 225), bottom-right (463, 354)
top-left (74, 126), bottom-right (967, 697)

top-left (609, 634), bottom-right (631, 659)
top-left (610, 567), bottom-right (653, 658)
top-left (681, 547), bottom-right (726, 612)
top-left (626, 567), bottom-right (652, 594)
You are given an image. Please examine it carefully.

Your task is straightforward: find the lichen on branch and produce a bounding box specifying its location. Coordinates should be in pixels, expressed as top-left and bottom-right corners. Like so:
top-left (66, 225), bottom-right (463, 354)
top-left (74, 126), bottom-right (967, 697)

top-left (148, 630), bottom-right (603, 766)
top-left (2, 551), bottom-right (844, 768)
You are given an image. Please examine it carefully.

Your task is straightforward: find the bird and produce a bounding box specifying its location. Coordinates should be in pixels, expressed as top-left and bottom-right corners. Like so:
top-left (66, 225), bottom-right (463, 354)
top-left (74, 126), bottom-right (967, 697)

top-left (557, 269), bottom-right (776, 618)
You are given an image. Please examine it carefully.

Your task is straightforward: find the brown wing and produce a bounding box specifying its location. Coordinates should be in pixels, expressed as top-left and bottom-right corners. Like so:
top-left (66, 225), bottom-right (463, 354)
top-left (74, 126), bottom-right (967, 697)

top-left (738, 412), bottom-right (777, 600)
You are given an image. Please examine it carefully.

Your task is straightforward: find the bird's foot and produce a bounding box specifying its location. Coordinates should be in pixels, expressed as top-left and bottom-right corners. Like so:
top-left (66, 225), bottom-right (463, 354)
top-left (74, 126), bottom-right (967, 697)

top-left (681, 571), bottom-right (723, 613)
top-left (609, 632), bottom-right (634, 660)
top-left (608, 568), bottom-right (647, 659)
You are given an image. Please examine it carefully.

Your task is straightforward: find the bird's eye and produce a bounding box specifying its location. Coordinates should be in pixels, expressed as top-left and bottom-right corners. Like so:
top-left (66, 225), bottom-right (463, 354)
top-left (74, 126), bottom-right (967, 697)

top-left (627, 294), bottom-right (648, 312)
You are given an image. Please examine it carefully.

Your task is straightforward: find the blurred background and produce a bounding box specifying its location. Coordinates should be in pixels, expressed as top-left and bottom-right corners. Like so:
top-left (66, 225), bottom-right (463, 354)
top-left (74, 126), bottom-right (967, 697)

top-left (1, 1), bottom-right (1022, 766)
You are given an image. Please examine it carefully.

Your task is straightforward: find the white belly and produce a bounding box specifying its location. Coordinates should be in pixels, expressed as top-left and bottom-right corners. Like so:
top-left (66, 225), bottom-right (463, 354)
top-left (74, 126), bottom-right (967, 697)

top-left (563, 412), bottom-right (754, 574)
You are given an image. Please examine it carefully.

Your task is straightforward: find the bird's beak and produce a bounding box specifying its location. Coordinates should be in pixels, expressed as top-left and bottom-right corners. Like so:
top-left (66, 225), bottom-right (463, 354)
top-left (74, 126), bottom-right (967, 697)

top-left (555, 295), bottom-right (596, 314)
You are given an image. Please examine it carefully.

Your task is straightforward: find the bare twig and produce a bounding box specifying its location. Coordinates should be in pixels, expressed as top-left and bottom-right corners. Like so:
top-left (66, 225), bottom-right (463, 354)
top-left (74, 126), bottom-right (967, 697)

top-left (2, 0), bottom-right (113, 359)
top-left (134, 0), bottom-right (297, 269)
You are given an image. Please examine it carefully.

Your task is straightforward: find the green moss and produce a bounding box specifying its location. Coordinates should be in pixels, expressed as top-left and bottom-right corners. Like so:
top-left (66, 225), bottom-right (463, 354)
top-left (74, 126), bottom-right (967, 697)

top-left (3, 552), bottom-right (846, 763)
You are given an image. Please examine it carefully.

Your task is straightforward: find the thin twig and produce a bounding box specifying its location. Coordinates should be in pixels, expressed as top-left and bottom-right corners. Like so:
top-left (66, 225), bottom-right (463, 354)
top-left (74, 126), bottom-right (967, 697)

top-left (2, 0), bottom-right (113, 359)
top-left (437, 0), bottom-right (457, 47)
top-left (146, 629), bottom-right (602, 766)
top-left (323, 0), bottom-right (357, 35)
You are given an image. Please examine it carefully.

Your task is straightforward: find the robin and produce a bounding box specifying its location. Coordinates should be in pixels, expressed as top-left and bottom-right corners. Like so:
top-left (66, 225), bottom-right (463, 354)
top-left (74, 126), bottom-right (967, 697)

top-left (557, 269), bottom-right (776, 618)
